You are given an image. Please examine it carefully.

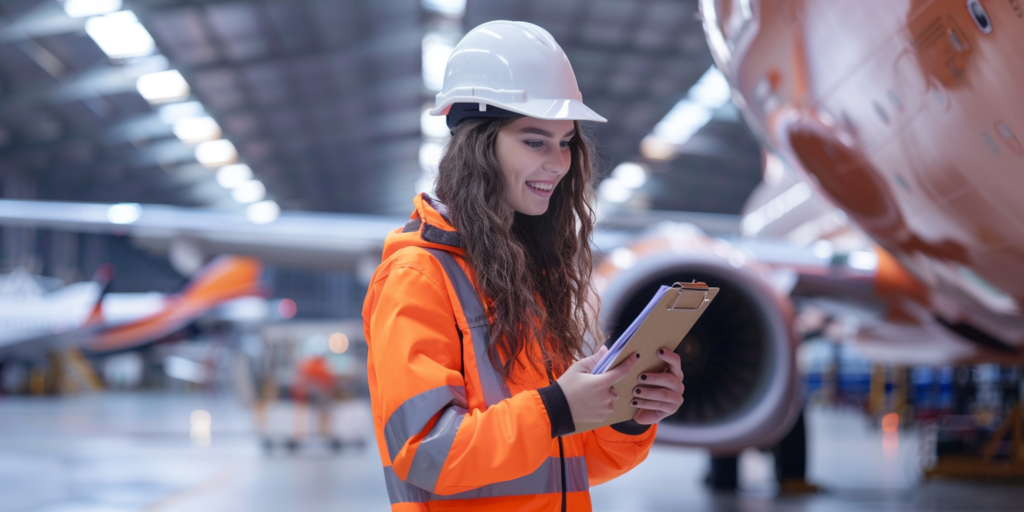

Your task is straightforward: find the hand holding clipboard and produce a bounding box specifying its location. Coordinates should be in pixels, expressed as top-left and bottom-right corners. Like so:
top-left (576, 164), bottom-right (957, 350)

top-left (572, 282), bottom-right (718, 433)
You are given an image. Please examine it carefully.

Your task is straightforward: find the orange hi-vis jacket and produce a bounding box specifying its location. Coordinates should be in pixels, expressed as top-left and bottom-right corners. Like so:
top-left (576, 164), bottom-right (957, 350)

top-left (363, 194), bottom-right (656, 511)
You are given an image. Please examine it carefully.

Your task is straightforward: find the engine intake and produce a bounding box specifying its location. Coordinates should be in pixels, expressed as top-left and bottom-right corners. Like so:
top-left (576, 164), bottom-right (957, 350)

top-left (599, 251), bottom-right (799, 453)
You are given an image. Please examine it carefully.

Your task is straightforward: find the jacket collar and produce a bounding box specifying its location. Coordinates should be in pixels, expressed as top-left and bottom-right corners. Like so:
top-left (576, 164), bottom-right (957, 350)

top-left (405, 194), bottom-right (464, 249)
top-left (380, 194), bottom-right (466, 262)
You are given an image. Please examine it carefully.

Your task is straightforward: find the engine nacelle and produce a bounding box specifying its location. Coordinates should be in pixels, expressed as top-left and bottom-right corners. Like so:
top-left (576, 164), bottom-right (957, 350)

top-left (597, 230), bottom-right (800, 453)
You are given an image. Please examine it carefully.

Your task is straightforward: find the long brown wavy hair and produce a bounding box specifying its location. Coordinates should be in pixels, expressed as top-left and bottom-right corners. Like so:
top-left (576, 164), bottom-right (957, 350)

top-left (434, 117), bottom-right (598, 382)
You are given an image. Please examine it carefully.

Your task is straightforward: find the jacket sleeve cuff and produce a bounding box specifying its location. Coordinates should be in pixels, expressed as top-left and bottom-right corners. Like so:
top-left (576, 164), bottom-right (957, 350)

top-left (538, 382), bottom-right (575, 437)
top-left (609, 419), bottom-right (651, 436)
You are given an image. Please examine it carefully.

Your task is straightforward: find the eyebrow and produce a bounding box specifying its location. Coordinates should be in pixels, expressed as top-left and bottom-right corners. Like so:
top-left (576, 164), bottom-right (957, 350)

top-left (518, 127), bottom-right (577, 138)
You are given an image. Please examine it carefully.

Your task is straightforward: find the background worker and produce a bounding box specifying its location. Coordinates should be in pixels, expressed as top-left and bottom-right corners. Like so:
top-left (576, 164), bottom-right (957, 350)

top-left (363, 21), bottom-right (686, 511)
top-left (290, 340), bottom-right (339, 450)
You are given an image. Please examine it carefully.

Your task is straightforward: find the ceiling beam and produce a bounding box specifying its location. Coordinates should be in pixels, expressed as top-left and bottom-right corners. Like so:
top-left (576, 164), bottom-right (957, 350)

top-left (163, 28), bottom-right (424, 77)
top-left (0, 55), bottom-right (169, 111)
top-left (0, 2), bottom-right (86, 44)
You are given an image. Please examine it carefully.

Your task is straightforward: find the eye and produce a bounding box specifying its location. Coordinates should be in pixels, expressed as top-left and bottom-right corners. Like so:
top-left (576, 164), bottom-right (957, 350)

top-left (525, 140), bottom-right (544, 149)
top-left (559, 140), bottom-right (571, 149)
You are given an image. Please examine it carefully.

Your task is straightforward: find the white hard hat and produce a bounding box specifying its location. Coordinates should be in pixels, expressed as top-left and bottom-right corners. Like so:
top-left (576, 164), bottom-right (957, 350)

top-left (429, 21), bottom-right (606, 124)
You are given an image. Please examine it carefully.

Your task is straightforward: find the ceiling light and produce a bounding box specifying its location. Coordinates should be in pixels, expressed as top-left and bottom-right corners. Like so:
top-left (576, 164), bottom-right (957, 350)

top-left (158, 101), bottom-right (205, 124)
top-left (106, 203), bottom-right (141, 224)
top-left (611, 162), bottom-right (647, 189)
top-left (641, 66), bottom-right (733, 156)
top-left (231, 180), bottom-right (266, 204)
top-left (639, 135), bottom-right (675, 161)
top-left (173, 116), bottom-right (221, 143)
top-left (64, 0), bottom-right (122, 18)
top-left (688, 67), bottom-right (732, 110)
top-left (84, 10), bottom-right (155, 59)
top-left (598, 178), bottom-right (633, 204)
top-left (216, 164), bottom-right (253, 189)
top-left (194, 139), bottom-right (237, 167)
top-left (422, 32), bottom-right (456, 91)
top-left (421, 108), bottom-right (450, 139)
top-left (137, 70), bottom-right (190, 104)
top-left (247, 200), bottom-right (280, 224)
top-left (422, 0), bottom-right (466, 16)
top-left (652, 101), bottom-right (713, 145)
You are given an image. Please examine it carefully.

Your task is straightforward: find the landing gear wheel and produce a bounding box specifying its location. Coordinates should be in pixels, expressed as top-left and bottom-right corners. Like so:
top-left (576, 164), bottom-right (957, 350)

top-left (328, 438), bottom-right (343, 452)
top-left (260, 437), bottom-right (274, 453)
top-left (285, 438), bottom-right (301, 452)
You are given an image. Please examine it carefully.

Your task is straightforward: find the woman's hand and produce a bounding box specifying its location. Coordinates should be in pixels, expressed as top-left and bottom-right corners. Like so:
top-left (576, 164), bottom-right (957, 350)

top-left (557, 346), bottom-right (638, 423)
top-left (630, 347), bottom-right (685, 425)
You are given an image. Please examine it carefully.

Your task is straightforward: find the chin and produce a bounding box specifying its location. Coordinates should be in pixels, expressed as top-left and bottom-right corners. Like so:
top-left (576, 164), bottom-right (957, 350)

top-left (519, 203), bottom-right (549, 216)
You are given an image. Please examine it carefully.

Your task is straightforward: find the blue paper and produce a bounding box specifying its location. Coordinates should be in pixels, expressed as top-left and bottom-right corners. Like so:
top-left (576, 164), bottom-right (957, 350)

top-left (591, 285), bottom-right (671, 374)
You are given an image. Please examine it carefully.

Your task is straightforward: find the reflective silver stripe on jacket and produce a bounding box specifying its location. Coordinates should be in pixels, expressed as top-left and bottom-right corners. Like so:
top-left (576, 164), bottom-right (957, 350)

top-left (424, 248), bottom-right (511, 407)
top-left (383, 385), bottom-right (467, 461)
top-left (404, 405), bottom-right (467, 492)
top-left (383, 456), bottom-right (589, 504)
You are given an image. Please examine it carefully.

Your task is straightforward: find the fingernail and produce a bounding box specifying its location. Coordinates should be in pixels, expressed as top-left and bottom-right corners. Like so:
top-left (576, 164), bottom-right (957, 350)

top-left (635, 388), bottom-right (641, 395)
top-left (640, 374), bottom-right (647, 381)
top-left (658, 348), bottom-right (664, 355)
top-left (631, 401), bottom-right (638, 406)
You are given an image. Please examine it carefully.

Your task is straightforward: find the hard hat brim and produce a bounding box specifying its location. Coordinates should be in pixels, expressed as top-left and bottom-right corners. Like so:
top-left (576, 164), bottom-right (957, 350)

top-left (430, 98), bottom-right (606, 123)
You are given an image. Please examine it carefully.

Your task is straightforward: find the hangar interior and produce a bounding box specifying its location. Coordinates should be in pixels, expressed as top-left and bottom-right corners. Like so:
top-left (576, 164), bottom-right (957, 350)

top-left (2, 0), bottom-right (1023, 510)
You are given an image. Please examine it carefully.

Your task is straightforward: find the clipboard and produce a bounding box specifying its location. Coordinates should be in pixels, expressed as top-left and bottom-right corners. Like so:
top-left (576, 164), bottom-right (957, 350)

top-left (574, 282), bottom-right (719, 433)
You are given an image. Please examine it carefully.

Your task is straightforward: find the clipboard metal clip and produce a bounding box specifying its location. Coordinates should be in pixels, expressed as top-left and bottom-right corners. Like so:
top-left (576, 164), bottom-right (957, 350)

top-left (668, 282), bottom-right (709, 311)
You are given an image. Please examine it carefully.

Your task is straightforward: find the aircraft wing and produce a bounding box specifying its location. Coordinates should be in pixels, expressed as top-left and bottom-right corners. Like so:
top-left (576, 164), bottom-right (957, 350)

top-left (0, 199), bottom-right (405, 272)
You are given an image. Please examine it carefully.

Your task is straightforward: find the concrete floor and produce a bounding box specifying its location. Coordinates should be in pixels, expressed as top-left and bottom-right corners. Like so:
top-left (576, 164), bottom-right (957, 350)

top-left (1, 392), bottom-right (1022, 511)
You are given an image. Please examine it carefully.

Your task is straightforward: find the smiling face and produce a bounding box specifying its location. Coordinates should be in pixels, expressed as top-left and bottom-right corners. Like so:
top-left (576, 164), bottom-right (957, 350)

top-left (494, 117), bottom-right (576, 216)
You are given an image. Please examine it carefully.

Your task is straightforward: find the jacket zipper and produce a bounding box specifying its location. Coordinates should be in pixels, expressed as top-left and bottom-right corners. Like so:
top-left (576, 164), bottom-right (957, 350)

top-left (543, 363), bottom-right (567, 512)
top-left (558, 435), bottom-right (567, 512)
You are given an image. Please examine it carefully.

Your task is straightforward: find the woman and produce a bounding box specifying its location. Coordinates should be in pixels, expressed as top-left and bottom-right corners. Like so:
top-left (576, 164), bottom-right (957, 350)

top-left (363, 21), bottom-right (685, 511)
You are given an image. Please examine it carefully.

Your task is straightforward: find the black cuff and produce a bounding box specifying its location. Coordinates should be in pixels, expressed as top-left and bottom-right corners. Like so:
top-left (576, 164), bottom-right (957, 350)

top-left (538, 382), bottom-right (575, 437)
top-left (610, 419), bottom-right (651, 436)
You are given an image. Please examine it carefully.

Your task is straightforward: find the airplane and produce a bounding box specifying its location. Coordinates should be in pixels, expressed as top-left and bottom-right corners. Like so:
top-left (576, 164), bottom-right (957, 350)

top-left (588, 0), bottom-right (1024, 454)
top-left (0, 0), bottom-right (1020, 466)
top-left (0, 254), bottom-right (264, 373)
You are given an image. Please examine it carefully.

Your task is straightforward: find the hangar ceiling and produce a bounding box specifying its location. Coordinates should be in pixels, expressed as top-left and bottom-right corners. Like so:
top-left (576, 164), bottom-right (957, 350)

top-left (0, 0), bottom-right (761, 217)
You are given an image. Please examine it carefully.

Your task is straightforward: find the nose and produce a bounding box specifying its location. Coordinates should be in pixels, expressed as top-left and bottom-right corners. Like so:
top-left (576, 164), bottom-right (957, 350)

top-left (542, 147), bottom-right (571, 176)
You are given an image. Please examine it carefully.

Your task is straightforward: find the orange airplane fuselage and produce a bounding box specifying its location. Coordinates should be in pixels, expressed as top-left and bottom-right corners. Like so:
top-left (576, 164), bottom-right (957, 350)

top-left (704, 0), bottom-right (1024, 305)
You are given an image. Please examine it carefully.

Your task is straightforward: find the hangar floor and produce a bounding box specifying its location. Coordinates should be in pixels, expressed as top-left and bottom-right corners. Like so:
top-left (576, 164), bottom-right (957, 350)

top-left (1, 393), bottom-right (1022, 512)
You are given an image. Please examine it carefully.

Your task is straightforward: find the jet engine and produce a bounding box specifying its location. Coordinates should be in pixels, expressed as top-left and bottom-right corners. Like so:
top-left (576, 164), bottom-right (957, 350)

top-left (596, 230), bottom-right (800, 453)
